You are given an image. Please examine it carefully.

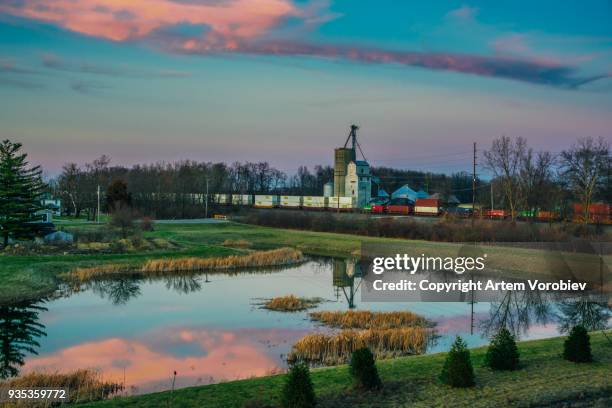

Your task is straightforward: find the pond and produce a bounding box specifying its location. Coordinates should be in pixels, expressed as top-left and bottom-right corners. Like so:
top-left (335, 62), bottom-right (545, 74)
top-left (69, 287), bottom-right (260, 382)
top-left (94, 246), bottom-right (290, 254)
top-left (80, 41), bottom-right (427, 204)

top-left (1, 257), bottom-right (609, 395)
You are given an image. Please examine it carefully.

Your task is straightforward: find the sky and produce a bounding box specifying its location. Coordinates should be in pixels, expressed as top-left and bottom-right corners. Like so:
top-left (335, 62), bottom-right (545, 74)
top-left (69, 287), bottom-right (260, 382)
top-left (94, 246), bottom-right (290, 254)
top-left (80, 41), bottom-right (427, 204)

top-left (0, 0), bottom-right (611, 177)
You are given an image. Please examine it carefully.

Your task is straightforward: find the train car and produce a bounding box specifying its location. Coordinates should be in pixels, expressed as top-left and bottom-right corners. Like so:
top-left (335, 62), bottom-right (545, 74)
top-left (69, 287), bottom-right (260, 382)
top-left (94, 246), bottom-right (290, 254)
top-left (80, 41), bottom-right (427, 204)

top-left (445, 206), bottom-right (472, 217)
top-left (414, 198), bottom-right (440, 216)
top-left (232, 194), bottom-right (253, 206)
top-left (303, 196), bottom-right (327, 210)
top-left (327, 196), bottom-right (353, 211)
top-left (280, 195), bottom-right (303, 208)
top-left (254, 195), bottom-right (280, 208)
top-left (364, 197), bottom-right (389, 213)
top-left (386, 197), bottom-right (414, 215)
top-left (214, 193), bottom-right (231, 205)
top-left (485, 209), bottom-right (508, 219)
top-left (573, 203), bottom-right (611, 224)
top-left (536, 210), bottom-right (561, 222)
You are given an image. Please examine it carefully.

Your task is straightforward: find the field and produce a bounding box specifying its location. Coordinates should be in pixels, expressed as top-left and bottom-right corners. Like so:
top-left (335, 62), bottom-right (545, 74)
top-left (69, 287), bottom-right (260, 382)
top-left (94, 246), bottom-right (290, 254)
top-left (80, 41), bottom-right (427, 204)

top-left (2, 221), bottom-right (610, 304)
top-left (78, 331), bottom-right (612, 408)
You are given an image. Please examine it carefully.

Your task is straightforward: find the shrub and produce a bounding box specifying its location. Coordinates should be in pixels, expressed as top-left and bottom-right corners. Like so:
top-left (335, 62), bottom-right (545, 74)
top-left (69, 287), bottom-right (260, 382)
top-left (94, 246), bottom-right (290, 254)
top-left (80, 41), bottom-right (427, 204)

top-left (563, 325), bottom-right (593, 363)
top-left (349, 347), bottom-right (381, 390)
top-left (141, 216), bottom-right (155, 231)
top-left (281, 362), bottom-right (316, 408)
top-left (485, 328), bottom-right (520, 370)
top-left (440, 336), bottom-right (475, 388)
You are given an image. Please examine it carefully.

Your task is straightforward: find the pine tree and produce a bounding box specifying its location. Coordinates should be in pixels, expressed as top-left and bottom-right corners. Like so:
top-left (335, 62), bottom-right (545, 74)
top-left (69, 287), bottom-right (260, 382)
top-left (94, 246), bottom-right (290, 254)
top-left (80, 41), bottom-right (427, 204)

top-left (440, 336), bottom-right (475, 388)
top-left (0, 140), bottom-right (46, 247)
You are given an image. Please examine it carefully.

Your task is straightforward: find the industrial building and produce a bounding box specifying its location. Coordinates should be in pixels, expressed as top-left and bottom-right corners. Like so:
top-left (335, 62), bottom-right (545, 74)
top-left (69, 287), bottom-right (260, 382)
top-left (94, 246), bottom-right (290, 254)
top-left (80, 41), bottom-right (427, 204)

top-left (332, 124), bottom-right (372, 207)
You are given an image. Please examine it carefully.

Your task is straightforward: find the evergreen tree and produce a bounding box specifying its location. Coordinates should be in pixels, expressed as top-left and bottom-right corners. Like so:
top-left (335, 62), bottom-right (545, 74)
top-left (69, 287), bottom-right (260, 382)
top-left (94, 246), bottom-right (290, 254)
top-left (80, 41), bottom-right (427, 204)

top-left (0, 140), bottom-right (46, 247)
top-left (440, 336), bottom-right (475, 388)
top-left (0, 301), bottom-right (47, 379)
top-left (485, 327), bottom-right (520, 371)
top-left (349, 347), bottom-right (382, 390)
top-left (563, 325), bottom-right (593, 363)
top-left (281, 362), bottom-right (316, 408)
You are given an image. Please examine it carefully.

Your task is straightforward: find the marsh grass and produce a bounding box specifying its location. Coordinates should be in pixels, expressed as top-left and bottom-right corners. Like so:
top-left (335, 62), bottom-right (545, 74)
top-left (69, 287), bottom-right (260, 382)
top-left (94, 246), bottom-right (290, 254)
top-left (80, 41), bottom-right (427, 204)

top-left (288, 327), bottom-right (431, 366)
top-left (309, 310), bottom-right (430, 329)
top-left (222, 239), bottom-right (253, 248)
top-left (0, 369), bottom-right (122, 406)
top-left (262, 295), bottom-right (323, 312)
top-left (65, 247), bottom-right (304, 282)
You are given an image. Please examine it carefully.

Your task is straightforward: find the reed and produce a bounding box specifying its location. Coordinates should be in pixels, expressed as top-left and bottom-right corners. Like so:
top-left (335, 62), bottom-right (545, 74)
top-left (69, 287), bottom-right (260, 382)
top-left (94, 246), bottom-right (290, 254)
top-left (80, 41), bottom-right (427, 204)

top-left (140, 247), bottom-right (303, 273)
top-left (263, 295), bottom-right (322, 312)
top-left (288, 327), bottom-right (431, 366)
top-left (0, 369), bottom-right (122, 406)
top-left (309, 310), bottom-right (429, 329)
top-left (66, 247), bottom-right (304, 282)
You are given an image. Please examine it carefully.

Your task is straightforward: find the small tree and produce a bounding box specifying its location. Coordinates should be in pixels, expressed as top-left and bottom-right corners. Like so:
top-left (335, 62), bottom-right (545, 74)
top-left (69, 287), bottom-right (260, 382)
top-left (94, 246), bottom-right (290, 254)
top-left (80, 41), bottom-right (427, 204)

top-left (563, 325), bottom-right (593, 363)
top-left (106, 179), bottom-right (132, 212)
top-left (281, 362), bottom-right (316, 408)
top-left (109, 203), bottom-right (136, 239)
top-left (0, 140), bottom-right (46, 247)
top-left (485, 328), bottom-right (520, 370)
top-left (440, 336), bottom-right (475, 388)
top-left (349, 347), bottom-right (381, 390)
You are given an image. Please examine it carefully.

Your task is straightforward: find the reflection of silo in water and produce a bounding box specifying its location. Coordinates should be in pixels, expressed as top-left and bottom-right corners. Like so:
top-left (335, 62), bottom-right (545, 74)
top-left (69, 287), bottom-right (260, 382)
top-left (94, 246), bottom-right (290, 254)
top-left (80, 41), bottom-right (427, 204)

top-left (333, 258), bottom-right (360, 308)
top-left (334, 148), bottom-right (355, 197)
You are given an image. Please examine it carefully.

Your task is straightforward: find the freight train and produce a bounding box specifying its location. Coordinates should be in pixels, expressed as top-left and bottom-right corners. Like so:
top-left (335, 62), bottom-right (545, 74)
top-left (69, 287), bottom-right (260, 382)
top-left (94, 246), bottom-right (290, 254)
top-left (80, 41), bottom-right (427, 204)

top-left (211, 193), bottom-right (611, 224)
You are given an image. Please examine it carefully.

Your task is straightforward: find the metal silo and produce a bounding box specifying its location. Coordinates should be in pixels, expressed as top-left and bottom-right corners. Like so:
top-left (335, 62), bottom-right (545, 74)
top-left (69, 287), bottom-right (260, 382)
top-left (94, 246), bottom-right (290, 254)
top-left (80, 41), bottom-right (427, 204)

top-left (334, 147), bottom-right (355, 197)
top-left (323, 182), bottom-right (334, 197)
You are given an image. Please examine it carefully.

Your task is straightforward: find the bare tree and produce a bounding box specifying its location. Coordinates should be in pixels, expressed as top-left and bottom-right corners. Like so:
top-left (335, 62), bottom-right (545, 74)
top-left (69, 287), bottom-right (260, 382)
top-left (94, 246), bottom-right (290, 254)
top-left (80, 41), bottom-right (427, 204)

top-left (484, 136), bottom-right (527, 220)
top-left (559, 137), bottom-right (610, 223)
top-left (519, 150), bottom-right (556, 216)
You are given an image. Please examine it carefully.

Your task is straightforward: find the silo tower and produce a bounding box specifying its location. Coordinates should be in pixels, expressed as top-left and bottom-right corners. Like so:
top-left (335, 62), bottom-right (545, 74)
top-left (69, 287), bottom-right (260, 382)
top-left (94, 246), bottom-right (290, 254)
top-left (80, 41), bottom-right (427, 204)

top-left (333, 125), bottom-right (359, 197)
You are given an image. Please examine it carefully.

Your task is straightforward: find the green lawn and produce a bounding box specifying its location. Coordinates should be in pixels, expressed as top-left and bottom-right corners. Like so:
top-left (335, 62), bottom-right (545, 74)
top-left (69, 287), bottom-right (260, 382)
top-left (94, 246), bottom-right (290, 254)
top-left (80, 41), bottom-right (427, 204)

top-left (2, 221), bottom-right (609, 304)
top-left (79, 331), bottom-right (612, 408)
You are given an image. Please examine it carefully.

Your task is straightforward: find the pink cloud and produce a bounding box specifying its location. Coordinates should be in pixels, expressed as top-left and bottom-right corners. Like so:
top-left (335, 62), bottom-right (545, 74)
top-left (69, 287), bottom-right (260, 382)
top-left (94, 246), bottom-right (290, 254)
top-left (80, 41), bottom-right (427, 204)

top-left (446, 5), bottom-right (479, 21)
top-left (0, 0), bottom-right (299, 44)
top-left (23, 327), bottom-right (308, 394)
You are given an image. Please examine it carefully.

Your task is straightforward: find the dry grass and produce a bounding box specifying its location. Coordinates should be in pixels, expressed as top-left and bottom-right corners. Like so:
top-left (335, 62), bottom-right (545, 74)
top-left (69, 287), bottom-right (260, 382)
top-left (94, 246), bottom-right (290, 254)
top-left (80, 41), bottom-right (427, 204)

top-left (222, 239), bottom-right (252, 248)
top-left (262, 295), bottom-right (322, 312)
top-left (66, 247), bottom-right (304, 282)
top-left (0, 369), bottom-right (122, 407)
top-left (141, 247), bottom-right (303, 273)
top-left (309, 310), bottom-right (429, 329)
top-left (288, 327), bottom-right (431, 366)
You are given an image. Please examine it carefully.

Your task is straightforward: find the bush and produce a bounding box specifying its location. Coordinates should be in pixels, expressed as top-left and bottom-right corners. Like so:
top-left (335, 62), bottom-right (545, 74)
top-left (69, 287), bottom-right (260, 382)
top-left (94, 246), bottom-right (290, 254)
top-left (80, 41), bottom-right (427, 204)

top-left (563, 325), bottom-right (593, 363)
top-left (141, 216), bottom-right (155, 231)
top-left (281, 362), bottom-right (316, 408)
top-left (485, 328), bottom-right (520, 370)
top-left (440, 336), bottom-right (475, 388)
top-left (349, 347), bottom-right (381, 390)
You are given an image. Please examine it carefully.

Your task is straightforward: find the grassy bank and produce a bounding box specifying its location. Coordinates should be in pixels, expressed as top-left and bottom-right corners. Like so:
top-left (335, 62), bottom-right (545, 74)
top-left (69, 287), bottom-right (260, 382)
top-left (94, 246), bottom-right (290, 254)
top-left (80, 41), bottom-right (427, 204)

top-left (79, 331), bottom-right (612, 408)
top-left (2, 221), bottom-right (610, 304)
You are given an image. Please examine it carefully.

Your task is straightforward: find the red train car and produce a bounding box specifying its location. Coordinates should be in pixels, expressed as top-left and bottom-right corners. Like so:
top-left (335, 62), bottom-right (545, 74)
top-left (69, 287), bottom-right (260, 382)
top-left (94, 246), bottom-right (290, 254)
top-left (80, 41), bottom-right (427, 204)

top-left (573, 203), bottom-right (611, 224)
top-left (485, 209), bottom-right (508, 219)
top-left (386, 198), bottom-right (414, 215)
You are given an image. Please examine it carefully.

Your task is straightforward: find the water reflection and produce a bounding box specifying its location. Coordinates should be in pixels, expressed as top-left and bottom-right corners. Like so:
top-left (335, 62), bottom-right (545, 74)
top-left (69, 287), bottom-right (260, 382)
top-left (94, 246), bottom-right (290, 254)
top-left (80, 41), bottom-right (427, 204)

top-left (480, 289), bottom-right (554, 338)
top-left (0, 300), bottom-right (47, 379)
top-left (88, 279), bottom-right (142, 305)
top-left (332, 258), bottom-right (362, 309)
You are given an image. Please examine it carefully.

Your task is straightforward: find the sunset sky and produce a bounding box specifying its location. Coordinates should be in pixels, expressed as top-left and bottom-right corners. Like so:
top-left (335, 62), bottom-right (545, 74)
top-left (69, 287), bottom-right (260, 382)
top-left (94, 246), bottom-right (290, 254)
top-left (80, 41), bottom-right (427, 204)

top-left (1, 1), bottom-right (611, 176)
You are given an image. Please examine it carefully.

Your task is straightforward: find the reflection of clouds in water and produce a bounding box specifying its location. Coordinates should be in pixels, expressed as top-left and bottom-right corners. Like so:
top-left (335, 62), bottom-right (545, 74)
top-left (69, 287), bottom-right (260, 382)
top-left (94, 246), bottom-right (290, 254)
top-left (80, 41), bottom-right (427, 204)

top-left (22, 326), bottom-right (309, 393)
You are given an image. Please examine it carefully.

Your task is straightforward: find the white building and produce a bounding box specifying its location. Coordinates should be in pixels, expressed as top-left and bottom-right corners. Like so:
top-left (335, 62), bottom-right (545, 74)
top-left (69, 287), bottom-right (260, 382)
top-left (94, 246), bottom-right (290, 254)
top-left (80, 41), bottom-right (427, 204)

top-left (345, 160), bottom-right (372, 208)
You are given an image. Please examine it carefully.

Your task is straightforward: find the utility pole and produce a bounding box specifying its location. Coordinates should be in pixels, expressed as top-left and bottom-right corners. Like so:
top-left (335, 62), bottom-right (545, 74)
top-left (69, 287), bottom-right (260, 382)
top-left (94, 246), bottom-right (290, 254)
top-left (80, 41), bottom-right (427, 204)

top-left (490, 182), bottom-right (494, 219)
top-left (205, 178), bottom-right (209, 219)
top-left (472, 142), bottom-right (477, 226)
top-left (96, 185), bottom-right (100, 224)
